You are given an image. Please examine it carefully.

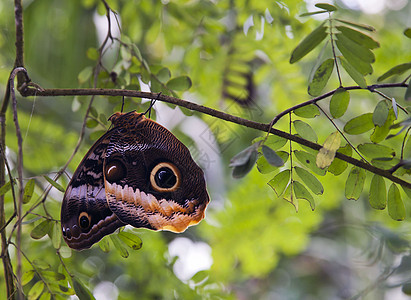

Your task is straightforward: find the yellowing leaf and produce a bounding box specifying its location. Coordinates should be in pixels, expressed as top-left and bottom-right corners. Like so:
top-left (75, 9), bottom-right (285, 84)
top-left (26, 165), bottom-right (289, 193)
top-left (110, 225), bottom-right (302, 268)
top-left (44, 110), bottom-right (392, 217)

top-left (316, 131), bottom-right (341, 169)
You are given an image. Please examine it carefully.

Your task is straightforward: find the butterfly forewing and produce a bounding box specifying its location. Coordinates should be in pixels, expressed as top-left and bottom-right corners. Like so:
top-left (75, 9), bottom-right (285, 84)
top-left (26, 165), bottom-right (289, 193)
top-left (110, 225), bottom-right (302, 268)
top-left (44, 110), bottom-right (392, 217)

top-left (61, 134), bottom-right (125, 250)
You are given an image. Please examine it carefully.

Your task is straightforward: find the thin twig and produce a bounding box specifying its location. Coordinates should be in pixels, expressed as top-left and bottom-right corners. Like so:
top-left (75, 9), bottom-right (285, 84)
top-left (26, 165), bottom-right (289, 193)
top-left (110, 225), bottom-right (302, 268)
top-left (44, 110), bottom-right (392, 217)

top-left (9, 67), bottom-right (28, 299)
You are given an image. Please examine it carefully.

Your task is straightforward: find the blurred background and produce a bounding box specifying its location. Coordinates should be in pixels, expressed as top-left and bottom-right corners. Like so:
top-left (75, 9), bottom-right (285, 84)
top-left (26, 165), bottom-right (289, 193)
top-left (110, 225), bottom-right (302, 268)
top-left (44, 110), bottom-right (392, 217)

top-left (1, 0), bottom-right (411, 299)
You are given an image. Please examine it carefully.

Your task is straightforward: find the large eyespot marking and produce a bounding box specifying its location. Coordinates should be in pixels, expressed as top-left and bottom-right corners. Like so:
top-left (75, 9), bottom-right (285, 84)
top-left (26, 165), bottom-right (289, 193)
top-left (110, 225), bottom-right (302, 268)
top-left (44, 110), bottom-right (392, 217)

top-left (150, 162), bottom-right (181, 192)
top-left (78, 212), bottom-right (91, 230)
top-left (105, 160), bottom-right (126, 183)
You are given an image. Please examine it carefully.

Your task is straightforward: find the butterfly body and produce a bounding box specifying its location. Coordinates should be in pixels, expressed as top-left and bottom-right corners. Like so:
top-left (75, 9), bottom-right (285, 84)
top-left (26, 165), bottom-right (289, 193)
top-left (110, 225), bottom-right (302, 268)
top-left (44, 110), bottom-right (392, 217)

top-left (61, 111), bottom-right (209, 250)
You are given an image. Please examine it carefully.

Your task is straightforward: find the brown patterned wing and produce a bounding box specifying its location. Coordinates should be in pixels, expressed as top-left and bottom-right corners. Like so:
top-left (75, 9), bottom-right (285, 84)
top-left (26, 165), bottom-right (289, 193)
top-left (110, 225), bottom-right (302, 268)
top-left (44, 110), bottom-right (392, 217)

top-left (103, 112), bottom-right (210, 233)
top-left (61, 133), bottom-right (125, 250)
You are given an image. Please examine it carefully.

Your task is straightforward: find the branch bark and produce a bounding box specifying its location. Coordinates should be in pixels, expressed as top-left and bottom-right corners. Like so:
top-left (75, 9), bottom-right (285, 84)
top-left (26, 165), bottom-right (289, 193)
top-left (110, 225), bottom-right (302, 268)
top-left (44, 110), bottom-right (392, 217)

top-left (21, 85), bottom-right (411, 190)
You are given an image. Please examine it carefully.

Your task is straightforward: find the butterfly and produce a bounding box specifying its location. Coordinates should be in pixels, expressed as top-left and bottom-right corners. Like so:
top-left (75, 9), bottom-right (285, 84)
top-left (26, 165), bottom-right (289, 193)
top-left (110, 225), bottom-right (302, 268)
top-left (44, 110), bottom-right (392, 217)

top-left (61, 111), bottom-right (210, 250)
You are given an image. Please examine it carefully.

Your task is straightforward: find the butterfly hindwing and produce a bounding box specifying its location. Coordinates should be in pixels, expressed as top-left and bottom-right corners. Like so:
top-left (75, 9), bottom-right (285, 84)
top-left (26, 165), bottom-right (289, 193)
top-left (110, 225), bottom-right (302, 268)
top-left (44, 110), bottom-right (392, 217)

top-left (103, 112), bottom-right (210, 233)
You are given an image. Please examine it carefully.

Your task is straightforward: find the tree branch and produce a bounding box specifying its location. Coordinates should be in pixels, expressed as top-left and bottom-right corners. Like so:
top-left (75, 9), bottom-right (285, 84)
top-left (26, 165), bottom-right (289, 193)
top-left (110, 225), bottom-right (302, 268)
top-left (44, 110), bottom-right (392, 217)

top-left (21, 85), bottom-right (411, 189)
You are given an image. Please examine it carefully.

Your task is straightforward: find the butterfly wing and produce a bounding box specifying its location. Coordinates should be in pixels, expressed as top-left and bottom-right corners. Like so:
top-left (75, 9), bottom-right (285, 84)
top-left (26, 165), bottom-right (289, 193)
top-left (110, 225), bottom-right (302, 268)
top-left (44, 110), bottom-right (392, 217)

top-left (61, 133), bottom-right (125, 250)
top-left (103, 112), bottom-right (210, 233)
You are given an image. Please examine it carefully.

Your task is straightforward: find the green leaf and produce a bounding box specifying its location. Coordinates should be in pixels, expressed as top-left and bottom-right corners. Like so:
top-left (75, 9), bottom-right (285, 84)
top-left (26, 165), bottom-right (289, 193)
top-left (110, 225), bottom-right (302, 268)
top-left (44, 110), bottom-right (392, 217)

top-left (89, 130), bottom-right (106, 141)
top-left (31, 220), bottom-right (52, 239)
top-left (39, 292), bottom-right (51, 300)
top-left (166, 76), bottom-right (192, 91)
top-left (257, 151), bottom-right (288, 174)
top-left (49, 221), bottom-right (62, 249)
top-left (294, 150), bottom-right (326, 176)
top-left (373, 100), bottom-right (389, 126)
top-left (369, 175), bottom-right (386, 210)
top-left (357, 143), bottom-right (395, 159)
top-left (230, 144), bottom-right (259, 178)
top-left (23, 179), bottom-right (35, 204)
top-left (78, 66), bottom-right (93, 84)
top-left (377, 63), bottom-right (411, 82)
top-left (40, 270), bottom-right (65, 282)
top-left (335, 19), bottom-right (375, 31)
top-left (28, 281), bottom-right (45, 300)
top-left (294, 166), bottom-right (324, 195)
top-left (22, 270), bottom-right (35, 286)
top-left (330, 88), bottom-right (350, 118)
top-left (316, 131), bottom-right (341, 169)
top-left (315, 3), bottom-right (337, 11)
top-left (43, 176), bottom-right (65, 192)
top-left (339, 57), bottom-right (367, 88)
top-left (157, 67), bottom-right (171, 83)
top-left (335, 36), bottom-right (373, 75)
top-left (72, 277), bottom-right (96, 300)
top-left (336, 26), bottom-right (379, 49)
top-left (300, 11), bottom-right (329, 17)
top-left (99, 237), bottom-right (111, 253)
top-left (308, 58), bottom-right (334, 96)
top-left (86, 118), bottom-right (98, 128)
top-left (32, 259), bottom-right (51, 270)
top-left (404, 28), bottom-right (411, 38)
top-left (345, 166), bottom-right (366, 200)
top-left (253, 135), bottom-right (287, 150)
top-left (118, 231), bottom-right (143, 250)
top-left (110, 235), bottom-right (129, 258)
top-left (336, 34), bottom-right (375, 63)
top-left (344, 113), bottom-right (374, 134)
top-left (405, 78), bottom-right (411, 101)
top-left (268, 170), bottom-right (290, 196)
top-left (293, 181), bottom-right (315, 210)
top-left (328, 144), bottom-right (352, 175)
top-left (290, 22), bottom-right (327, 64)
top-left (294, 104), bottom-right (320, 118)
top-left (293, 120), bottom-right (318, 142)
top-left (261, 145), bottom-right (284, 167)
top-left (0, 181), bottom-right (12, 196)
top-left (86, 47), bottom-right (99, 61)
top-left (388, 184), bottom-right (405, 221)
top-left (371, 109), bottom-right (396, 143)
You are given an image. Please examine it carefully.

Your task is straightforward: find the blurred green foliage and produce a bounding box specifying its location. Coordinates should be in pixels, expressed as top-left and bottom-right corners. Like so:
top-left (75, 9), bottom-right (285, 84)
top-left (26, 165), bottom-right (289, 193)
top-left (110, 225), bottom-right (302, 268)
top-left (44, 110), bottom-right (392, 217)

top-left (1, 0), bottom-right (411, 299)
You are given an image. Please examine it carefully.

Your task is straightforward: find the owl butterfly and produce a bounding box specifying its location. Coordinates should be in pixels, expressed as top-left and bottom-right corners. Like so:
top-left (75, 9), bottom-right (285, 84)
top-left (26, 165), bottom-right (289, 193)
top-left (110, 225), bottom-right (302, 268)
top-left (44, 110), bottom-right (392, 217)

top-left (61, 111), bottom-right (210, 250)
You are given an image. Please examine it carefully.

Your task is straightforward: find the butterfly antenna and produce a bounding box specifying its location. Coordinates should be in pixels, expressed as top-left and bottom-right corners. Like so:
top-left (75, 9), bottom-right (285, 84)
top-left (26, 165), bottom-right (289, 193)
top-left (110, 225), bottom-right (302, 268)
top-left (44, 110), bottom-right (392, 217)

top-left (144, 92), bottom-right (162, 118)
